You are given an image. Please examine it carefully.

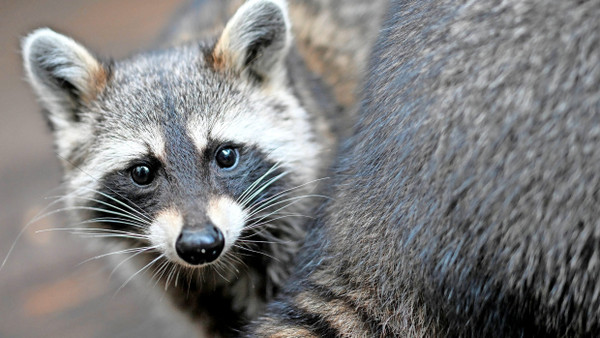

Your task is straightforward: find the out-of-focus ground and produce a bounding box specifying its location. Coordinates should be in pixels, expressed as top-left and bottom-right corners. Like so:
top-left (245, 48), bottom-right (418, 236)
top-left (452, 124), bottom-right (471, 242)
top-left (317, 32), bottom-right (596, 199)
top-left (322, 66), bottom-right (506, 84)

top-left (0, 1), bottom-right (202, 337)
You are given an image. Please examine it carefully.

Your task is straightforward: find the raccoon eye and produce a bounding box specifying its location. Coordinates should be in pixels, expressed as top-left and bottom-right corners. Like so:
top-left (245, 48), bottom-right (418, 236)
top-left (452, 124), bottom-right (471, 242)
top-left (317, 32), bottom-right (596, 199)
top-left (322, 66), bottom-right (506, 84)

top-left (131, 165), bottom-right (154, 185)
top-left (215, 147), bottom-right (238, 169)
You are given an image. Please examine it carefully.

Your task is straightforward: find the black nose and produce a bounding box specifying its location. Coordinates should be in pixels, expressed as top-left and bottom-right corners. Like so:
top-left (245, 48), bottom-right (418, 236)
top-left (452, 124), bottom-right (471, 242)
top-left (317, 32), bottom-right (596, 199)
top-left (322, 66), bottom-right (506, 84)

top-left (175, 225), bottom-right (225, 265)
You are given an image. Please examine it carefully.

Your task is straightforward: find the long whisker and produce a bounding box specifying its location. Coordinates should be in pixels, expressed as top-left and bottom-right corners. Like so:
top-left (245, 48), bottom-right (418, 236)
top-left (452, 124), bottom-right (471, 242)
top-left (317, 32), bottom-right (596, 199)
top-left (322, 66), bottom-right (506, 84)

top-left (164, 264), bottom-right (176, 289)
top-left (37, 227), bottom-right (149, 241)
top-left (210, 262), bottom-right (230, 283)
top-left (243, 213), bottom-right (313, 232)
top-left (73, 233), bottom-right (149, 240)
top-left (233, 243), bottom-right (280, 262)
top-left (79, 246), bottom-right (158, 266)
top-left (237, 162), bottom-right (282, 205)
top-left (81, 188), bottom-right (152, 222)
top-left (245, 194), bottom-right (328, 221)
top-left (236, 238), bottom-right (293, 245)
top-left (36, 216), bottom-right (147, 231)
top-left (115, 253), bottom-right (165, 295)
top-left (1, 185), bottom-right (91, 272)
top-left (152, 260), bottom-right (172, 288)
top-left (61, 197), bottom-right (151, 225)
top-left (240, 171), bottom-right (289, 208)
top-left (244, 176), bottom-right (329, 214)
top-left (38, 205), bottom-right (150, 225)
top-left (109, 246), bottom-right (156, 278)
top-left (78, 218), bottom-right (147, 229)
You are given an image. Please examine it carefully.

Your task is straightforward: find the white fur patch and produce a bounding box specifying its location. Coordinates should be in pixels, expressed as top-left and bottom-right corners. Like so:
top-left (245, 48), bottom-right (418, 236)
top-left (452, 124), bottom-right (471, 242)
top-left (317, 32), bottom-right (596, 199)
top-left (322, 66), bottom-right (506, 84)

top-left (207, 196), bottom-right (247, 253)
top-left (148, 208), bottom-right (184, 262)
top-left (186, 117), bottom-right (209, 155)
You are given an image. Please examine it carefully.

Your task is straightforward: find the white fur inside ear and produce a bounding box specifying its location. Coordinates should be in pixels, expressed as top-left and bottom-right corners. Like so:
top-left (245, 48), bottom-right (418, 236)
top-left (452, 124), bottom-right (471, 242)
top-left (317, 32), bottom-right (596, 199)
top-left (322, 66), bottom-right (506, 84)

top-left (22, 28), bottom-right (105, 129)
top-left (214, 0), bottom-right (291, 82)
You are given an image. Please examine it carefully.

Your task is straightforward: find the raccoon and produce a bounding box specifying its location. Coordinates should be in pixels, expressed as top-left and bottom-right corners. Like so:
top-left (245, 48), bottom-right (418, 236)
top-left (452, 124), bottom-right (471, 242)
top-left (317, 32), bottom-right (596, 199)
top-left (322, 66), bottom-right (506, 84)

top-left (22, 0), bottom-right (343, 335)
top-left (248, 0), bottom-right (600, 336)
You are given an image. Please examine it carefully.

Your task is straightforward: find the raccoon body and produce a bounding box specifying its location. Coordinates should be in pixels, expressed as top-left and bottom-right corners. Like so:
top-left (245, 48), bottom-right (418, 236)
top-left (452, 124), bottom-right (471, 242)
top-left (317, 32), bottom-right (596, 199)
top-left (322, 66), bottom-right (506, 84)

top-left (22, 0), bottom-right (347, 335)
top-left (249, 0), bottom-right (600, 336)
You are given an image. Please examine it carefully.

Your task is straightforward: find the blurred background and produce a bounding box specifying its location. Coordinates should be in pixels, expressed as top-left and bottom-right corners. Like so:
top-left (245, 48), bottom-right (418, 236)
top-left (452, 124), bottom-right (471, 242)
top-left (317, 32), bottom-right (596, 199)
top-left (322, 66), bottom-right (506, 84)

top-left (0, 1), bottom-right (209, 337)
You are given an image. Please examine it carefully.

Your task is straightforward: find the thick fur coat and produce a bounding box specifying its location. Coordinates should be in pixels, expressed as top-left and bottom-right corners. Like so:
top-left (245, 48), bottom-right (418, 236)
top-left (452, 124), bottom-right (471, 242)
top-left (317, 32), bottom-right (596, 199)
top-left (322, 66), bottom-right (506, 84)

top-left (249, 0), bottom-right (600, 336)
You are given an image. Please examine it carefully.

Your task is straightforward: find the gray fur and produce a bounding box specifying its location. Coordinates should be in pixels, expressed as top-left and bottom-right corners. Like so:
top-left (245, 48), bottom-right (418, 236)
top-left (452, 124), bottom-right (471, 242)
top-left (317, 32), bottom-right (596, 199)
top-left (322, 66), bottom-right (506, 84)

top-left (249, 0), bottom-right (600, 336)
top-left (163, 0), bottom-right (389, 135)
top-left (22, 0), bottom-right (342, 335)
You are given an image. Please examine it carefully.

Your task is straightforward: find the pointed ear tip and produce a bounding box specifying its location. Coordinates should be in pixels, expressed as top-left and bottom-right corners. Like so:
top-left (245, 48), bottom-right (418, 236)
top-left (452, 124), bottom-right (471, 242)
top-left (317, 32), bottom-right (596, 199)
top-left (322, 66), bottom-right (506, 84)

top-left (22, 28), bottom-right (70, 62)
top-left (259, 0), bottom-right (288, 9)
top-left (241, 0), bottom-right (289, 17)
top-left (259, 0), bottom-right (288, 8)
top-left (23, 28), bottom-right (59, 48)
top-left (271, 0), bottom-right (289, 9)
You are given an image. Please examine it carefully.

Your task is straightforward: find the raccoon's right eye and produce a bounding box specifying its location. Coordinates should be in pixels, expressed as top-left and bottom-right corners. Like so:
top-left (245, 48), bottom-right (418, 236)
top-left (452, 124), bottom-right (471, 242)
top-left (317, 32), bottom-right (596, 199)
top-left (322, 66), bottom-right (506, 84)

top-left (215, 146), bottom-right (239, 169)
top-left (130, 165), bottom-right (155, 186)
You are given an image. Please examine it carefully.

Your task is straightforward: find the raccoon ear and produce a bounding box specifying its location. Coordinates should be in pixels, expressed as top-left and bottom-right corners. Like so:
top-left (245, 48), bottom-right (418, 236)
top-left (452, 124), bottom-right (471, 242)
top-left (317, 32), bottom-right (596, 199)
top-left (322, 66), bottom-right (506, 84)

top-left (22, 28), bottom-right (109, 130)
top-left (212, 0), bottom-right (291, 83)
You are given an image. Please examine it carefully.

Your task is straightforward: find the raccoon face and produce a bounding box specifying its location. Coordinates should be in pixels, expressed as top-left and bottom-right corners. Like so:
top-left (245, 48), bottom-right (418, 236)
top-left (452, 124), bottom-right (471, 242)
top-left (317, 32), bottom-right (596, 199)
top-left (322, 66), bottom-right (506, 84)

top-left (23, 0), bottom-right (319, 270)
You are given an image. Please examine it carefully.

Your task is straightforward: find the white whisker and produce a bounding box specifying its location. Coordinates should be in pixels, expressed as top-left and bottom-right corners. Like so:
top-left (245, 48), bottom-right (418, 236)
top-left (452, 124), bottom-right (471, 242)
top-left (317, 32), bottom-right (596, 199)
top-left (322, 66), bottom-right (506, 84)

top-left (67, 197), bottom-right (151, 225)
top-left (233, 243), bottom-right (280, 262)
top-left (165, 264), bottom-right (179, 290)
top-left (243, 214), bottom-right (312, 233)
top-left (240, 171), bottom-right (289, 208)
top-left (0, 185), bottom-right (91, 272)
top-left (109, 247), bottom-right (156, 278)
top-left (245, 194), bottom-right (327, 221)
top-left (237, 162), bottom-right (282, 205)
top-left (245, 176), bottom-right (328, 214)
top-left (82, 187), bottom-right (152, 222)
top-left (115, 253), bottom-right (165, 295)
top-left (79, 246), bottom-right (158, 266)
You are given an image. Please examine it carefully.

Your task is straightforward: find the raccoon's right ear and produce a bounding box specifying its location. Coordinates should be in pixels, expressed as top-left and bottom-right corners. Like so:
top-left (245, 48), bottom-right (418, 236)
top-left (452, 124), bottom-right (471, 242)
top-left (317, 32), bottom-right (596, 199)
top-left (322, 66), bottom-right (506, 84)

top-left (212, 0), bottom-right (291, 84)
top-left (22, 28), bottom-right (109, 130)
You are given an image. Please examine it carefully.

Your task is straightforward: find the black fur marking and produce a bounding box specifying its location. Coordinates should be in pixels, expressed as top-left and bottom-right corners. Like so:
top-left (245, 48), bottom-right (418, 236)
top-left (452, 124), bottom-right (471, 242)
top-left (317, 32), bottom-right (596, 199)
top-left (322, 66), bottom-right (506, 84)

top-left (173, 281), bottom-right (246, 336)
top-left (91, 156), bottom-right (164, 233)
top-left (303, 280), bottom-right (384, 336)
top-left (277, 303), bottom-right (340, 338)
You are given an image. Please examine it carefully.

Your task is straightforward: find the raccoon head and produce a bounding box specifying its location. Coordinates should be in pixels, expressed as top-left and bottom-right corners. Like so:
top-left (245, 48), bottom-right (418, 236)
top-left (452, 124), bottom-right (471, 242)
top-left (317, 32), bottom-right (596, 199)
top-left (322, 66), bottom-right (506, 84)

top-left (23, 0), bottom-right (320, 276)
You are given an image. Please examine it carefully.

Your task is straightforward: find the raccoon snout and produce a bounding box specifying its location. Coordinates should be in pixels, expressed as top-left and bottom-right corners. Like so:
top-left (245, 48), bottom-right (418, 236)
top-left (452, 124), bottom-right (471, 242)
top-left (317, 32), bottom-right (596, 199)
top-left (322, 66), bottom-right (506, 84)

top-left (175, 225), bottom-right (225, 265)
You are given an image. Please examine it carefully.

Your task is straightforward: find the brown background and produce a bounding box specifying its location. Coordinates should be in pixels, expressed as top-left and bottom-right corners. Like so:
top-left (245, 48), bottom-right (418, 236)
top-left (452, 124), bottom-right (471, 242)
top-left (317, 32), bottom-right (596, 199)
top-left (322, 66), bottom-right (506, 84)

top-left (0, 1), bottom-right (205, 337)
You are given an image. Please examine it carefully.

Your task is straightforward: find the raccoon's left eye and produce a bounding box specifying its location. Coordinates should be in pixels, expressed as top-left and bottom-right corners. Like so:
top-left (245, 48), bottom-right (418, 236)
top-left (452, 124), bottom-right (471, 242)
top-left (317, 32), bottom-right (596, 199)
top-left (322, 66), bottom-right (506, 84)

top-left (215, 146), bottom-right (239, 169)
top-left (131, 165), bottom-right (155, 185)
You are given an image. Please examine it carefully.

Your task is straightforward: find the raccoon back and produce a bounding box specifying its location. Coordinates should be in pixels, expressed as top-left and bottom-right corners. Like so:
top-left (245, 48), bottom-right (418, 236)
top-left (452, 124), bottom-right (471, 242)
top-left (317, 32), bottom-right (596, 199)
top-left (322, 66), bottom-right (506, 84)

top-left (249, 0), bottom-right (600, 336)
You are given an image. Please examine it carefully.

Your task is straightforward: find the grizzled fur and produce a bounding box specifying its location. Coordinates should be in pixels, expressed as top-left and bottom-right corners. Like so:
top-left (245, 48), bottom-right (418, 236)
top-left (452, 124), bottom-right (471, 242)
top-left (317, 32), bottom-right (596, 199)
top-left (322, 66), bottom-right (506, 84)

top-left (162, 0), bottom-right (389, 137)
top-left (248, 0), bottom-right (600, 336)
top-left (22, 0), bottom-right (348, 335)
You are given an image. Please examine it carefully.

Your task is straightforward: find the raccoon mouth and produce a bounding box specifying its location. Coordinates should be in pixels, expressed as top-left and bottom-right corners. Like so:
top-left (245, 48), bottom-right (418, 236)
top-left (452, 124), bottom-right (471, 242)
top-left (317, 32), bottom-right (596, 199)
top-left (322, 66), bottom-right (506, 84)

top-left (174, 225), bottom-right (225, 265)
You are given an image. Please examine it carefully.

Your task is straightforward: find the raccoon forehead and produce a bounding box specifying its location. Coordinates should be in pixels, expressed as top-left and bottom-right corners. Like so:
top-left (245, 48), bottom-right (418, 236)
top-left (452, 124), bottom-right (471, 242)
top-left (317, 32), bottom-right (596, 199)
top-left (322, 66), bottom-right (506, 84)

top-left (98, 54), bottom-right (242, 125)
top-left (113, 44), bottom-right (211, 77)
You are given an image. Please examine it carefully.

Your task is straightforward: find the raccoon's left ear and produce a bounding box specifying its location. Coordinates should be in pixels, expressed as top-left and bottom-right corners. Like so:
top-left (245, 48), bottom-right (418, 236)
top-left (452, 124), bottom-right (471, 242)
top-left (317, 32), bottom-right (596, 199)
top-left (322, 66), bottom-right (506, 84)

top-left (22, 28), bottom-right (109, 131)
top-left (212, 0), bottom-right (291, 84)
